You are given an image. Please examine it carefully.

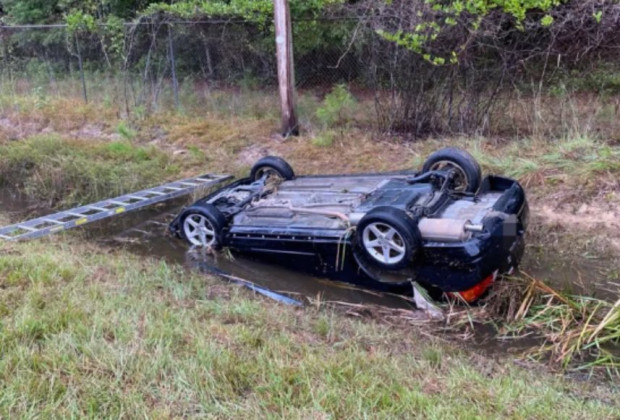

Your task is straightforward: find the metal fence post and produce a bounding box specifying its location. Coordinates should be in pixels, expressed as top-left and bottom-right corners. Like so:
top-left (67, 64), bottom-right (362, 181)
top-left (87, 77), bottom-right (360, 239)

top-left (74, 33), bottom-right (88, 103)
top-left (168, 23), bottom-right (180, 109)
top-left (1, 28), bottom-right (11, 83)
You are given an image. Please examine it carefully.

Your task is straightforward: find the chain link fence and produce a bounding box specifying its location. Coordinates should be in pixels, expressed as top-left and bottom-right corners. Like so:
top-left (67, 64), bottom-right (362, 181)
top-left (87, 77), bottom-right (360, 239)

top-left (0, 19), bottom-right (369, 116)
top-left (2, 15), bottom-right (607, 138)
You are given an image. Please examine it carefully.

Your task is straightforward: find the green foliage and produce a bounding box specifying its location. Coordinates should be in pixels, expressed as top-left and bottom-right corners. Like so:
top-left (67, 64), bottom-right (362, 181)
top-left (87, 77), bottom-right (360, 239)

top-left (540, 14), bottom-right (554, 27)
top-left (379, 0), bottom-right (566, 64)
top-left (316, 84), bottom-right (357, 128)
top-left (143, 0), bottom-right (344, 22)
top-left (1, 0), bottom-right (58, 24)
top-left (1, 0), bottom-right (152, 24)
top-left (142, 0), bottom-right (349, 55)
top-left (66, 10), bottom-right (96, 34)
top-left (593, 10), bottom-right (603, 23)
top-left (100, 14), bottom-right (126, 63)
top-left (312, 131), bottom-right (335, 148)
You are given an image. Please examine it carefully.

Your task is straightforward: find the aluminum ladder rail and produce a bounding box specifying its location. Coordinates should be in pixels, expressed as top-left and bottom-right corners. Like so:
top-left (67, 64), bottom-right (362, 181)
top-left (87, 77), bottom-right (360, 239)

top-left (0, 173), bottom-right (233, 242)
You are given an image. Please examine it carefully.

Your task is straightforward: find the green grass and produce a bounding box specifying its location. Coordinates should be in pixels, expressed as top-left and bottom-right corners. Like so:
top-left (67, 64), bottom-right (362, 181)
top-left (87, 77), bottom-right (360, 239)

top-left (0, 136), bottom-right (179, 207)
top-left (413, 136), bottom-right (619, 180)
top-left (0, 240), bottom-right (617, 417)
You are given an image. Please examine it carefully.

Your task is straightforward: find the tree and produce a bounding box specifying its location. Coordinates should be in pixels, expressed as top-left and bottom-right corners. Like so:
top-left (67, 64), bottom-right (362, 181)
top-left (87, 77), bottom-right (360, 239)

top-left (1, 0), bottom-right (156, 24)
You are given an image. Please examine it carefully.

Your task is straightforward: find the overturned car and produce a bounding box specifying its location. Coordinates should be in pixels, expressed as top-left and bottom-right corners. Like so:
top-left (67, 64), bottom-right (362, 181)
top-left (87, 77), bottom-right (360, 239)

top-left (170, 148), bottom-right (528, 302)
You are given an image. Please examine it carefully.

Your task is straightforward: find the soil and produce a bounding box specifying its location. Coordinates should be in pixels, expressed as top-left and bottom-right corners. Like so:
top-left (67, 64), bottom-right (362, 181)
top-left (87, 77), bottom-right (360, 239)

top-left (0, 116), bottom-right (119, 142)
top-left (237, 144), bottom-right (275, 167)
top-left (532, 196), bottom-right (620, 253)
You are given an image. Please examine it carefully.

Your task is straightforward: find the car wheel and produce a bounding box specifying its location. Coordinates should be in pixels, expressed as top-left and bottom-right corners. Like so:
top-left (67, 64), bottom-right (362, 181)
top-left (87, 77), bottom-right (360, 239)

top-left (422, 147), bottom-right (482, 193)
top-left (178, 204), bottom-right (227, 248)
top-left (250, 156), bottom-right (295, 182)
top-left (355, 207), bottom-right (421, 271)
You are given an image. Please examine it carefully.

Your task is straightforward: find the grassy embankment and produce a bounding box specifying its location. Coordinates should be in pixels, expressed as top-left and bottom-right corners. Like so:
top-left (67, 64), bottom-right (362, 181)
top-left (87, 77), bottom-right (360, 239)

top-left (0, 240), bottom-right (618, 417)
top-left (1, 86), bottom-right (619, 415)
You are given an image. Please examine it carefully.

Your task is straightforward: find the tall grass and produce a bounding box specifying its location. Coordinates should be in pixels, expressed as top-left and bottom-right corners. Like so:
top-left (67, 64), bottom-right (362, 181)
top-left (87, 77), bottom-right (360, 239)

top-left (408, 136), bottom-right (620, 195)
top-left (499, 275), bottom-right (620, 372)
top-left (461, 273), bottom-right (620, 375)
top-left (0, 136), bottom-right (179, 207)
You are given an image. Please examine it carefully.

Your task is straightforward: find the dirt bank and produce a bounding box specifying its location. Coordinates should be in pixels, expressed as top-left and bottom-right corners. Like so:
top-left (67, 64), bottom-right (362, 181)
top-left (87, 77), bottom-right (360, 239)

top-left (531, 193), bottom-right (620, 253)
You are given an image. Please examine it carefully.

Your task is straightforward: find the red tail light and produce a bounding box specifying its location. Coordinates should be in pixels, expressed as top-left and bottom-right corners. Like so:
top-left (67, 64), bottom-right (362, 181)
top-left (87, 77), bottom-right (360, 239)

top-left (452, 271), bottom-right (497, 303)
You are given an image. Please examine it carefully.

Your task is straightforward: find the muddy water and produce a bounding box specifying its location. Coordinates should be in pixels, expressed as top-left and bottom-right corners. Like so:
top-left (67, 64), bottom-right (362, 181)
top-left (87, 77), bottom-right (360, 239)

top-left (522, 249), bottom-right (619, 300)
top-left (95, 208), bottom-right (415, 309)
top-left (90, 206), bottom-right (619, 302)
top-left (0, 188), bottom-right (41, 218)
top-left (0, 188), bottom-right (392, 306)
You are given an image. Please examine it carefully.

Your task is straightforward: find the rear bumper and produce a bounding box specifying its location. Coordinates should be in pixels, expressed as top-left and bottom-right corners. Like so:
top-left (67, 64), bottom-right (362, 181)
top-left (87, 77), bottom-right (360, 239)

top-left (414, 176), bottom-right (527, 292)
top-left (416, 232), bottom-right (525, 292)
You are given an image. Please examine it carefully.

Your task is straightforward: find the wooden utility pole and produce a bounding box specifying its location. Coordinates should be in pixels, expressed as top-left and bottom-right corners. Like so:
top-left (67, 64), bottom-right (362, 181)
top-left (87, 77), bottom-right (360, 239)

top-left (274, 0), bottom-right (299, 136)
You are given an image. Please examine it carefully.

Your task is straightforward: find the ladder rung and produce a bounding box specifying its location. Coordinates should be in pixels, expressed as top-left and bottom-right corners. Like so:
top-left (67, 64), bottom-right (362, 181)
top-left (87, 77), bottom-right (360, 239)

top-left (42, 218), bottom-right (65, 225)
top-left (0, 234), bottom-right (11, 239)
top-left (143, 190), bottom-right (166, 196)
top-left (66, 212), bottom-right (87, 218)
top-left (127, 195), bottom-right (148, 201)
top-left (179, 182), bottom-right (199, 187)
top-left (108, 201), bottom-right (129, 206)
top-left (18, 225), bottom-right (38, 232)
top-left (160, 186), bottom-right (183, 191)
top-left (87, 206), bottom-right (108, 211)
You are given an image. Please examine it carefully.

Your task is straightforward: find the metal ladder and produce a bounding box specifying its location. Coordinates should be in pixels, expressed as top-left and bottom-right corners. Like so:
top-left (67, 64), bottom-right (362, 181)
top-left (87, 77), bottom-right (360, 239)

top-left (0, 173), bottom-right (232, 242)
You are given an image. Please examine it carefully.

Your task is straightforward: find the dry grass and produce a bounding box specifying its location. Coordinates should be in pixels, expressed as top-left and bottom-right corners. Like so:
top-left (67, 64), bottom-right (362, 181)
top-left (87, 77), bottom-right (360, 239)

top-left (1, 89), bottom-right (619, 260)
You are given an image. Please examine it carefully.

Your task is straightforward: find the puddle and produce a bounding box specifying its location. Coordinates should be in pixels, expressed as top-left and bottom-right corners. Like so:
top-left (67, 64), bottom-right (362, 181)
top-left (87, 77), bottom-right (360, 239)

top-left (521, 246), bottom-right (619, 300)
top-left (96, 207), bottom-right (619, 304)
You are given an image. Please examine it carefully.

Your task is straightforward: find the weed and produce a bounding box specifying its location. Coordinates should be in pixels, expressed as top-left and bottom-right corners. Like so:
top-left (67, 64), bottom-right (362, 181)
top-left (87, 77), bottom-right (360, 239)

top-left (187, 145), bottom-right (206, 162)
top-left (115, 120), bottom-right (137, 140)
top-left (316, 84), bottom-right (357, 128)
top-left (422, 347), bottom-right (443, 369)
top-left (479, 274), bottom-right (620, 373)
top-left (314, 314), bottom-right (332, 338)
top-left (312, 130), bottom-right (335, 147)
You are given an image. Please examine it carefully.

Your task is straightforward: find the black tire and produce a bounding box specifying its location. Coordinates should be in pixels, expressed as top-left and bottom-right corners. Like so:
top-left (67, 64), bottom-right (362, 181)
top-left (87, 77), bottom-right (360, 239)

top-left (355, 207), bottom-right (421, 271)
top-left (178, 203), bottom-right (227, 248)
top-left (422, 147), bottom-right (482, 193)
top-left (250, 156), bottom-right (295, 182)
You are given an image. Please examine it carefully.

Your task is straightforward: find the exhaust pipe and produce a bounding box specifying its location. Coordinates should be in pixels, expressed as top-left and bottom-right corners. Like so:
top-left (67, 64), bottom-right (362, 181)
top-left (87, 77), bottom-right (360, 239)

top-left (418, 218), bottom-right (483, 242)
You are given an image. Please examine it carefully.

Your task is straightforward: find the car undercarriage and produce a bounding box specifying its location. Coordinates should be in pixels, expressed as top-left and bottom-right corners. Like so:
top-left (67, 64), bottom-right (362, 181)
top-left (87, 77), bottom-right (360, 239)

top-left (170, 148), bottom-right (528, 302)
